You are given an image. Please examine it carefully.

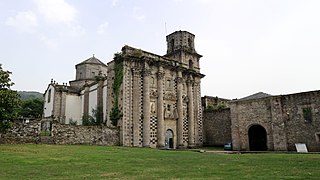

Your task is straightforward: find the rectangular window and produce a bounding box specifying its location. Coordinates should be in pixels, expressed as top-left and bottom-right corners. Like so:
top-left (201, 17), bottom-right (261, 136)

top-left (303, 107), bottom-right (312, 123)
top-left (47, 89), bottom-right (51, 103)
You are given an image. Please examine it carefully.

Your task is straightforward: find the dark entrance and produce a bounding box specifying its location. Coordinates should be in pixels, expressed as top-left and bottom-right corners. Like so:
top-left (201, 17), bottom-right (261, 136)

top-left (165, 129), bottom-right (174, 149)
top-left (248, 125), bottom-right (267, 151)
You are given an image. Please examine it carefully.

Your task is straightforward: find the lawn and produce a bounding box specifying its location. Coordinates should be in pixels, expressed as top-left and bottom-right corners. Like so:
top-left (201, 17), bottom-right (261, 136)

top-left (0, 144), bottom-right (319, 179)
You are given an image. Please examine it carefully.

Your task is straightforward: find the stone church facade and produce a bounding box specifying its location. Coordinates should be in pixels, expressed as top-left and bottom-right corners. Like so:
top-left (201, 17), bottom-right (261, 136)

top-left (43, 31), bottom-right (204, 149)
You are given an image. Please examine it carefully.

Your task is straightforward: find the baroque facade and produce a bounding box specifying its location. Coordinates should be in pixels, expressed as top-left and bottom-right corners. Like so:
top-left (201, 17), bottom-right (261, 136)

top-left (43, 30), bottom-right (204, 149)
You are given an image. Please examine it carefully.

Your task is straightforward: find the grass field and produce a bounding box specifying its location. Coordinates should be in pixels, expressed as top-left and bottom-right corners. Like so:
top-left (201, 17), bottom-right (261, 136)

top-left (0, 144), bottom-right (319, 179)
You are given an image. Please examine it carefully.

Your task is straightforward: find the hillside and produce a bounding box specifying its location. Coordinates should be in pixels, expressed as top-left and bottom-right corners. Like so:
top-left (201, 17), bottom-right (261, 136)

top-left (18, 91), bottom-right (43, 101)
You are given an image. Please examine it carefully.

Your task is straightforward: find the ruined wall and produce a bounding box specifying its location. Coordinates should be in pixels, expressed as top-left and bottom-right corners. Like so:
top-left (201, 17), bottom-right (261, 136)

top-left (0, 120), bottom-right (41, 144)
top-left (0, 120), bottom-right (119, 146)
top-left (282, 91), bottom-right (320, 152)
top-left (203, 108), bottom-right (231, 146)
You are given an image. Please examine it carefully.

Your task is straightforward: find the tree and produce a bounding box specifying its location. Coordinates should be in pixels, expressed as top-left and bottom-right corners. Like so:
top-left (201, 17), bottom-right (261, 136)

top-left (18, 98), bottom-right (44, 119)
top-left (0, 64), bottom-right (20, 132)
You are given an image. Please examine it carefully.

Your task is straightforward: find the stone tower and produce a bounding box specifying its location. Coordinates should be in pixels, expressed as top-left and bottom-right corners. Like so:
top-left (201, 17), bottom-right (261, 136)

top-left (107, 30), bottom-right (204, 149)
top-left (69, 55), bottom-right (108, 88)
top-left (165, 31), bottom-right (202, 73)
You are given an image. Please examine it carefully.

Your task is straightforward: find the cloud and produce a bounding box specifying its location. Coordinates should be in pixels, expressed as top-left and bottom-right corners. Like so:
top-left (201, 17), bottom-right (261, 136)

top-left (112, 0), bottom-right (119, 6)
top-left (97, 22), bottom-right (109, 34)
top-left (33, 0), bottom-right (77, 24)
top-left (5, 11), bottom-right (38, 33)
top-left (39, 35), bottom-right (59, 48)
top-left (133, 7), bottom-right (145, 21)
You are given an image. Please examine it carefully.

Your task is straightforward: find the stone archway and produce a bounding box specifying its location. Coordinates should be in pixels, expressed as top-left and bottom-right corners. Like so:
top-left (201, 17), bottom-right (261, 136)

top-left (248, 125), bottom-right (267, 151)
top-left (165, 129), bottom-right (174, 149)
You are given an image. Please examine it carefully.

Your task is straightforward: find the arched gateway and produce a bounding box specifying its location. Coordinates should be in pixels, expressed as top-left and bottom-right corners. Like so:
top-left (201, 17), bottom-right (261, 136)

top-left (248, 125), bottom-right (267, 151)
top-left (165, 129), bottom-right (174, 149)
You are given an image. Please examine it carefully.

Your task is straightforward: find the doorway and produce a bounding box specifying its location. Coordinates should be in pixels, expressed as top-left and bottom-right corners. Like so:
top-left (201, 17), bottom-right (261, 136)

top-left (165, 129), bottom-right (174, 149)
top-left (248, 125), bottom-right (267, 151)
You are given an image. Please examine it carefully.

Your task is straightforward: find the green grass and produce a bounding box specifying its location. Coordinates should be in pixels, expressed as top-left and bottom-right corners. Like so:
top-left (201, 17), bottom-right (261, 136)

top-left (0, 144), bottom-right (319, 179)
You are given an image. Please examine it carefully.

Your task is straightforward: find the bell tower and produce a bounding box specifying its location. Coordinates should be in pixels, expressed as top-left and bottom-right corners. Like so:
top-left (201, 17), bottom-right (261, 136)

top-left (165, 30), bottom-right (202, 72)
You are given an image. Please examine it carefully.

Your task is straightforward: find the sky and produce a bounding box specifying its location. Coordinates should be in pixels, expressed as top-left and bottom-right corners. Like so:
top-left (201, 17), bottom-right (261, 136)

top-left (1, 0), bottom-right (320, 99)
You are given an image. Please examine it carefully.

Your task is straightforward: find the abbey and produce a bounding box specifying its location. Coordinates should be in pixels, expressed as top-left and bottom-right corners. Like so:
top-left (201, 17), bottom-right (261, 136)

top-left (43, 31), bottom-right (205, 149)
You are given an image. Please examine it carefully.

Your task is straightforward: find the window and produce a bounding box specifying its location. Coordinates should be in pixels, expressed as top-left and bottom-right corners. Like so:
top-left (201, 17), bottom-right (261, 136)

top-left (303, 107), bottom-right (312, 123)
top-left (171, 39), bottom-right (174, 52)
top-left (92, 72), bottom-right (95, 78)
top-left (79, 72), bottom-right (82, 79)
top-left (189, 59), bottom-right (194, 69)
top-left (188, 38), bottom-right (192, 49)
top-left (47, 89), bottom-right (51, 103)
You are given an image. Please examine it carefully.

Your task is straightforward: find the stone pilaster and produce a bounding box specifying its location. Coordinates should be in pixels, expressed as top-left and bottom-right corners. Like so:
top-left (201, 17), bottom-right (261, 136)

top-left (142, 65), bottom-right (151, 147)
top-left (176, 71), bottom-right (184, 148)
top-left (187, 75), bottom-right (195, 147)
top-left (193, 80), bottom-right (200, 146)
top-left (156, 66), bottom-right (165, 148)
top-left (83, 85), bottom-right (89, 116)
top-left (132, 68), bottom-right (140, 146)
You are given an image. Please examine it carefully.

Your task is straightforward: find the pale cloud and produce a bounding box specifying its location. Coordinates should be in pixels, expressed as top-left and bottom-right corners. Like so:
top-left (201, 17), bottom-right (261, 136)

top-left (112, 0), bottom-right (119, 6)
top-left (5, 11), bottom-right (38, 33)
top-left (33, 0), bottom-right (77, 24)
top-left (133, 7), bottom-right (145, 21)
top-left (39, 35), bottom-right (59, 48)
top-left (97, 22), bottom-right (109, 34)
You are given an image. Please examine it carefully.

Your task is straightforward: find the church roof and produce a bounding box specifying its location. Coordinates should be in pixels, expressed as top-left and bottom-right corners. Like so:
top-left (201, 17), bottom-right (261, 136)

top-left (238, 92), bottom-right (272, 101)
top-left (76, 55), bottom-right (107, 67)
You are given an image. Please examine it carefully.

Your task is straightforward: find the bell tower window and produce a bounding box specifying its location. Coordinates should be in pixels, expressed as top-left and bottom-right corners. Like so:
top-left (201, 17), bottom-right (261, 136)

top-left (189, 59), bottom-right (194, 69)
top-left (171, 39), bottom-right (175, 52)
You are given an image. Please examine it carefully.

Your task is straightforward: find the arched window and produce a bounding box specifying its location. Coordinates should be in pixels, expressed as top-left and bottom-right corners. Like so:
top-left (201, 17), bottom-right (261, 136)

top-left (171, 39), bottom-right (175, 52)
top-left (189, 59), bottom-right (194, 69)
top-left (188, 38), bottom-right (192, 49)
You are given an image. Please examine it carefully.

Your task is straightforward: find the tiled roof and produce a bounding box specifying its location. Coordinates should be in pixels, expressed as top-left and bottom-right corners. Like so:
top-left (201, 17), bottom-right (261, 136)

top-left (238, 92), bottom-right (272, 101)
top-left (76, 55), bottom-right (107, 66)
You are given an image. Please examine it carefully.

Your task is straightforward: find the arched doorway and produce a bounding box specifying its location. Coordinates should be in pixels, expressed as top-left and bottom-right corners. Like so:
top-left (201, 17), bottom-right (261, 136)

top-left (248, 125), bottom-right (267, 151)
top-left (165, 129), bottom-right (174, 149)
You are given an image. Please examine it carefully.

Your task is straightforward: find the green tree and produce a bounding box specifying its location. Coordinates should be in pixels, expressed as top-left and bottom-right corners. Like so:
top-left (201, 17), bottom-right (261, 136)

top-left (0, 64), bottom-right (20, 132)
top-left (18, 98), bottom-right (44, 119)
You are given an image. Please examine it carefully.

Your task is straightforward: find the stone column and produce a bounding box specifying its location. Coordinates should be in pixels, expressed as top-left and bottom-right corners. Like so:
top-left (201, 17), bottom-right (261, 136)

top-left (187, 75), bottom-right (195, 147)
top-left (142, 64), bottom-right (151, 147)
top-left (132, 69), bottom-right (140, 146)
top-left (176, 71), bottom-right (184, 148)
top-left (157, 66), bottom-right (165, 148)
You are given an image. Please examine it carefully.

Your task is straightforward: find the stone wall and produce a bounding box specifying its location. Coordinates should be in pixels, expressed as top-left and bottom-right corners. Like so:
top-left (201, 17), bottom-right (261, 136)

top-left (52, 123), bottom-right (119, 145)
top-left (203, 108), bottom-right (231, 146)
top-left (282, 91), bottom-right (320, 151)
top-left (0, 120), bottom-right (41, 144)
top-left (0, 120), bottom-right (119, 146)
top-left (230, 90), bottom-right (320, 152)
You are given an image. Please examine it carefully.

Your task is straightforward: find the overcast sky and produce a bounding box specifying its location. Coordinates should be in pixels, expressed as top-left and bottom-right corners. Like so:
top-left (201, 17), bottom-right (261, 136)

top-left (1, 0), bottom-right (320, 99)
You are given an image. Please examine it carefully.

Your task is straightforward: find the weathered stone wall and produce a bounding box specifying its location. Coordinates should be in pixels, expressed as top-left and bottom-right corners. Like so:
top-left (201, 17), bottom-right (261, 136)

top-left (282, 91), bottom-right (320, 152)
top-left (230, 90), bottom-right (320, 152)
top-left (0, 120), bottom-right (41, 144)
top-left (52, 124), bottom-right (119, 145)
top-left (203, 108), bottom-right (231, 146)
top-left (230, 98), bottom-right (274, 151)
top-left (0, 120), bottom-right (119, 146)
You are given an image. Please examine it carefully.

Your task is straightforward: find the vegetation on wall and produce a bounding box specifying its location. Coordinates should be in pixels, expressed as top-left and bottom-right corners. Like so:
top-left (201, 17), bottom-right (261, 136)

top-left (205, 103), bottom-right (227, 112)
top-left (110, 53), bottom-right (123, 126)
top-left (82, 106), bottom-right (103, 126)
